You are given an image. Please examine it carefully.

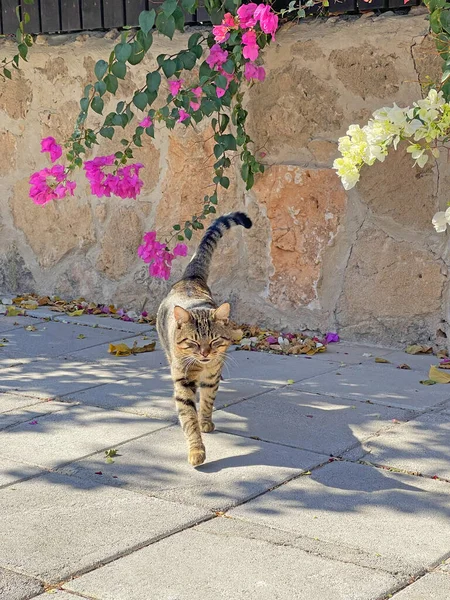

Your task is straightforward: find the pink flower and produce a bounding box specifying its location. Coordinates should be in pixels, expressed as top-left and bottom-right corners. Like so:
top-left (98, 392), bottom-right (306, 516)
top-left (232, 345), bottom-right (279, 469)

top-left (242, 30), bottom-right (259, 61)
top-left (190, 101), bottom-right (201, 111)
top-left (237, 3), bottom-right (258, 28)
top-left (139, 116), bottom-right (153, 128)
top-left (266, 336), bottom-right (278, 344)
top-left (190, 87), bottom-right (202, 111)
top-left (41, 137), bottom-right (63, 163)
top-left (324, 332), bottom-right (340, 344)
top-left (212, 24), bottom-right (230, 43)
top-left (138, 232), bottom-right (185, 280)
top-left (178, 109), bottom-right (190, 123)
top-left (29, 164), bottom-right (76, 206)
top-left (83, 156), bottom-right (144, 199)
top-left (173, 243), bottom-right (188, 256)
top-left (216, 87), bottom-right (226, 98)
top-left (254, 4), bottom-right (278, 38)
top-left (206, 44), bottom-right (228, 69)
top-left (169, 79), bottom-right (184, 96)
top-left (244, 62), bottom-right (266, 81)
top-left (223, 12), bottom-right (237, 28)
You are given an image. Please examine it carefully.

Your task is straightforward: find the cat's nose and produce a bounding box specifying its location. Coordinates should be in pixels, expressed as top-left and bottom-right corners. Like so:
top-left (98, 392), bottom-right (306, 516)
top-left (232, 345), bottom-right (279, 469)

top-left (200, 347), bottom-right (210, 357)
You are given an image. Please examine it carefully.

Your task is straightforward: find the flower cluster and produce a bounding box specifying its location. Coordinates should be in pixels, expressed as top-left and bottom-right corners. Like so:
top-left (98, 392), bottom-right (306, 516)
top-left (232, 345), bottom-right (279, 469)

top-left (29, 164), bottom-right (76, 206)
top-left (84, 155), bottom-right (144, 199)
top-left (333, 89), bottom-right (450, 190)
top-left (41, 137), bottom-right (62, 163)
top-left (138, 231), bottom-right (188, 280)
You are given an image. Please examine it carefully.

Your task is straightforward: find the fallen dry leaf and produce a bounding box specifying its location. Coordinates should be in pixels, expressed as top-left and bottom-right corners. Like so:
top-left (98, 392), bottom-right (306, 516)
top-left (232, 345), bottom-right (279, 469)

top-left (77, 334), bottom-right (85, 339)
top-left (67, 309), bottom-right (84, 317)
top-left (438, 362), bottom-right (450, 369)
top-left (375, 357), bottom-right (390, 364)
top-left (397, 364), bottom-right (411, 370)
top-left (25, 325), bottom-right (37, 332)
top-left (6, 306), bottom-right (25, 317)
top-left (428, 365), bottom-right (450, 384)
top-left (405, 345), bottom-right (433, 355)
top-left (108, 341), bottom-right (156, 356)
top-left (420, 379), bottom-right (437, 386)
top-left (437, 349), bottom-right (449, 359)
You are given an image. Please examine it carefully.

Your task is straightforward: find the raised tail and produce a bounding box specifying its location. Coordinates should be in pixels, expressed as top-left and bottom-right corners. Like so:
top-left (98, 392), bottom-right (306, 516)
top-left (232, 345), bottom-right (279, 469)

top-left (182, 211), bottom-right (252, 282)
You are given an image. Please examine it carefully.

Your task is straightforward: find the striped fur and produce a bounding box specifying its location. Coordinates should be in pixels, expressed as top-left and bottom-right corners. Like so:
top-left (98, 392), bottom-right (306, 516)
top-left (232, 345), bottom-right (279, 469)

top-left (156, 212), bottom-right (252, 466)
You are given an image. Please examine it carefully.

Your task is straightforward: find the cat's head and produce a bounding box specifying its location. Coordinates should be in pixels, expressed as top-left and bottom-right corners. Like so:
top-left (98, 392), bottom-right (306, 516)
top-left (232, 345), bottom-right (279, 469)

top-left (173, 303), bottom-right (236, 363)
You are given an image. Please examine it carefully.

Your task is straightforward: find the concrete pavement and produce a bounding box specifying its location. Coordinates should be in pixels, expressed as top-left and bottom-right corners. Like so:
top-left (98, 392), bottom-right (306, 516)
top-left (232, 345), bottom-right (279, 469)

top-left (0, 308), bottom-right (449, 599)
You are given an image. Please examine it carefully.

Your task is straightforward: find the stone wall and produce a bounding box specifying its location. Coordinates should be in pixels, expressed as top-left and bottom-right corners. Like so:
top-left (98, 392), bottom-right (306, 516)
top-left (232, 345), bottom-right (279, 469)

top-left (0, 10), bottom-right (448, 346)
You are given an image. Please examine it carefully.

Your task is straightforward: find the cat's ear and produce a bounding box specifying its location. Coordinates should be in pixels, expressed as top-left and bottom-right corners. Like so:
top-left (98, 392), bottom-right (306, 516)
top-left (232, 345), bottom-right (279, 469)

top-left (213, 302), bottom-right (230, 323)
top-left (174, 306), bottom-right (191, 325)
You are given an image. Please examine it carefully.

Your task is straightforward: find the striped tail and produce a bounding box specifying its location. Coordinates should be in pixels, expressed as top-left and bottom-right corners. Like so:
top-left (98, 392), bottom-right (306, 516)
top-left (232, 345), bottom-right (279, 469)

top-left (182, 212), bottom-right (252, 282)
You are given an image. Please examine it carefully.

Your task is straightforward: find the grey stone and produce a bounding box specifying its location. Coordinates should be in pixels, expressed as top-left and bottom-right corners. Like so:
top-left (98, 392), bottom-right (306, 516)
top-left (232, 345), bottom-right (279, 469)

top-left (0, 316), bottom-right (45, 334)
top-left (360, 411), bottom-right (450, 479)
top-left (306, 342), bottom-right (395, 365)
top-left (0, 457), bottom-right (42, 488)
top-left (294, 363), bottom-right (450, 410)
top-left (61, 426), bottom-right (325, 511)
top-left (0, 392), bottom-right (44, 413)
top-left (0, 404), bottom-right (171, 469)
top-left (230, 461), bottom-right (450, 575)
top-left (65, 343), bottom-right (168, 375)
top-left (391, 572), bottom-right (450, 599)
top-left (0, 567), bottom-right (43, 600)
top-left (0, 358), bottom-right (122, 398)
top-left (62, 368), bottom-right (276, 419)
top-left (213, 388), bottom-right (414, 455)
top-left (0, 321), bottom-right (135, 367)
top-left (65, 517), bottom-right (398, 600)
top-left (0, 472), bottom-right (207, 583)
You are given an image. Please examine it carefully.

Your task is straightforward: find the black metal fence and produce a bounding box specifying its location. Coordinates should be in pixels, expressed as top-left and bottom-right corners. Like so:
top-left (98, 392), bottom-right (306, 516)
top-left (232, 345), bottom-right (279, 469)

top-left (0, 0), bottom-right (420, 35)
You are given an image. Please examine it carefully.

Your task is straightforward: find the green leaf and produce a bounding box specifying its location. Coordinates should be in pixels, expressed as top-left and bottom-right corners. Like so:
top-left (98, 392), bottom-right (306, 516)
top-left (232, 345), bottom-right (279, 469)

top-left (105, 74), bottom-right (118, 94)
top-left (112, 61), bottom-right (127, 79)
top-left (431, 9), bottom-right (444, 33)
top-left (137, 29), bottom-right (153, 51)
top-left (116, 101), bottom-right (125, 113)
top-left (199, 61), bottom-right (212, 80)
top-left (191, 44), bottom-right (203, 59)
top-left (95, 80), bottom-right (107, 96)
top-left (216, 74), bottom-right (228, 89)
top-left (218, 134), bottom-right (236, 151)
top-left (18, 43), bottom-right (28, 60)
top-left (146, 71), bottom-right (161, 92)
top-left (172, 7), bottom-right (185, 32)
top-left (162, 58), bottom-right (176, 77)
top-left (182, 0), bottom-right (197, 13)
top-left (162, 0), bottom-right (177, 16)
top-left (180, 51), bottom-right (197, 70)
top-left (3, 68), bottom-right (11, 79)
top-left (173, 224), bottom-right (181, 230)
top-left (91, 96), bottom-right (104, 115)
top-left (94, 59), bottom-right (108, 80)
top-left (219, 176), bottom-right (230, 189)
top-left (115, 43), bottom-right (133, 62)
top-left (441, 10), bottom-right (450, 33)
top-left (188, 32), bottom-right (202, 48)
top-left (80, 97), bottom-right (89, 112)
top-left (139, 9), bottom-right (156, 34)
top-left (184, 228), bottom-right (193, 240)
top-left (222, 59), bottom-right (234, 74)
top-left (100, 127), bottom-right (114, 139)
top-left (133, 92), bottom-right (148, 110)
top-left (428, 0), bottom-right (446, 10)
top-left (219, 114), bottom-right (229, 132)
top-left (214, 144), bottom-right (224, 159)
top-left (128, 41), bottom-right (145, 65)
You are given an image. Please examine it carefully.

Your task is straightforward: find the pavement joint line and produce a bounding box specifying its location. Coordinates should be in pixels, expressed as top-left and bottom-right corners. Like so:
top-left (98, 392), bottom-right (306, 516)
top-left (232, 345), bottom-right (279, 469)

top-left (357, 458), bottom-right (450, 485)
top-left (0, 421), bottom-right (176, 483)
top-left (0, 402), bottom-right (81, 432)
top-left (27, 311), bottom-right (156, 334)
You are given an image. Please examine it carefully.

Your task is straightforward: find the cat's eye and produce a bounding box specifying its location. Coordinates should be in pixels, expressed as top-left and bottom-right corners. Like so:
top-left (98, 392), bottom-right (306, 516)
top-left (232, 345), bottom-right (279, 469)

top-left (211, 338), bottom-right (227, 347)
top-left (178, 338), bottom-right (200, 349)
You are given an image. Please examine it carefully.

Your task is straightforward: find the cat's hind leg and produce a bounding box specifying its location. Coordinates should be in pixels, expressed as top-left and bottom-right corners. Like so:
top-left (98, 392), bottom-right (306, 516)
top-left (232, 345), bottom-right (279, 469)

top-left (198, 366), bottom-right (222, 433)
top-left (172, 368), bottom-right (205, 466)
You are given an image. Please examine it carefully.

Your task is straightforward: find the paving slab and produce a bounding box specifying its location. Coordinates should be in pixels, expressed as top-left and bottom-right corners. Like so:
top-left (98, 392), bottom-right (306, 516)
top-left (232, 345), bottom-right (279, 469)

top-left (0, 400), bottom-right (75, 431)
top-left (65, 516), bottom-right (398, 600)
top-left (0, 404), bottom-right (171, 469)
top-left (0, 567), bottom-right (43, 600)
top-left (0, 315), bottom-right (45, 334)
top-left (391, 572), bottom-right (450, 599)
top-left (0, 392), bottom-right (44, 413)
top-left (372, 350), bottom-right (439, 372)
top-left (61, 426), bottom-right (326, 511)
top-left (27, 307), bottom-right (155, 334)
top-left (304, 342), bottom-right (395, 365)
top-left (230, 460), bottom-right (450, 576)
top-left (360, 411), bottom-right (450, 479)
top-left (0, 358), bottom-right (122, 398)
top-left (223, 350), bottom-right (339, 385)
top-left (213, 388), bottom-right (414, 455)
top-left (294, 363), bottom-right (450, 410)
top-left (0, 457), bottom-right (43, 488)
top-left (0, 321), bottom-right (135, 367)
top-left (0, 471), bottom-right (207, 583)
top-left (31, 592), bottom-right (93, 599)
top-left (62, 368), bottom-right (276, 420)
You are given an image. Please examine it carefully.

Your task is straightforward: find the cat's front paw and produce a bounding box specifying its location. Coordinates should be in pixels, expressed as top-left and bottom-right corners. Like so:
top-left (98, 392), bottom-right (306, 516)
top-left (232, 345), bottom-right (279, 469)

top-left (188, 446), bottom-right (206, 466)
top-left (200, 420), bottom-right (215, 433)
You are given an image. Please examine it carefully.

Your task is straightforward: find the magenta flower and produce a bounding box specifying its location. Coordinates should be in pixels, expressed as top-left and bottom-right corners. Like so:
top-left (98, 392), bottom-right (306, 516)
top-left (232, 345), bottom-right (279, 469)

top-left (41, 137), bottom-right (63, 163)
top-left (212, 24), bottom-right (230, 43)
top-left (244, 62), bottom-right (266, 82)
top-left (324, 332), bottom-right (340, 344)
top-left (223, 12), bottom-right (237, 28)
top-left (138, 231), bottom-right (186, 280)
top-left (169, 79), bottom-right (184, 96)
top-left (237, 3), bottom-right (258, 28)
top-left (216, 87), bottom-right (226, 98)
top-left (29, 165), bottom-right (76, 206)
top-left (173, 243), bottom-right (188, 257)
top-left (178, 109), bottom-right (190, 123)
top-left (139, 116), bottom-right (153, 128)
top-left (266, 336), bottom-right (278, 344)
top-left (206, 44), bottom-right (228, 69)
top-left (190, 100), bottom-right (201, 111)
top-left (242, 31), bottom-right (259, 61)
top-left (84, 155), bottom-right (144, 199)
top-left (190, 87), bottom-right (202, 111)
top-left (254, 4), bottom-right (278, 38)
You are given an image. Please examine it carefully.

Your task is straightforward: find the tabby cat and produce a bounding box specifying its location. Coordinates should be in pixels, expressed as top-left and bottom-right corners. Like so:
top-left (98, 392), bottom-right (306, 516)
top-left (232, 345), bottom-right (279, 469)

top-left (157, 212), bottom-right (252, 466)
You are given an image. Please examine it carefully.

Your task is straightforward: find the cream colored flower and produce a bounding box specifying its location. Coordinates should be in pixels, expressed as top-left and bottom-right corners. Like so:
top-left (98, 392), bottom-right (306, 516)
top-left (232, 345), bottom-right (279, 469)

top-left (432, 207), bottom-right (450, 233)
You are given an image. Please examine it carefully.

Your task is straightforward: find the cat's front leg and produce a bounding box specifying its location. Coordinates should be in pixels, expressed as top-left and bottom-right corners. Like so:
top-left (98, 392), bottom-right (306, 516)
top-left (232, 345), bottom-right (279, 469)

top-left (198, 367), bottom-right (222, 433)
top-left (172, 371), bottom-right (205, 466)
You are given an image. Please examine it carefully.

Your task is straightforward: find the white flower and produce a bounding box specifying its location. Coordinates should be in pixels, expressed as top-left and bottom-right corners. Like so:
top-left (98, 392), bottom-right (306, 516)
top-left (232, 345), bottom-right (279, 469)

top-left (333, 157), bottom-right (360, 190)
top-left (432, 207), bottom-right (450, 233)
